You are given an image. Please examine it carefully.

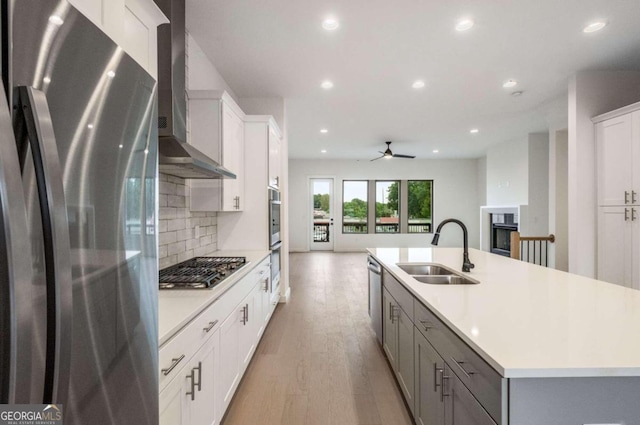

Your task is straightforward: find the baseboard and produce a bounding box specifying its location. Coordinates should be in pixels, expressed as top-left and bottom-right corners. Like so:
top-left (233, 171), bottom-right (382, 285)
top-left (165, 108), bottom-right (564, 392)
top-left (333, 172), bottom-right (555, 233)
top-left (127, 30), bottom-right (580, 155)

top-left (279, 286), bottom-right (291, 303)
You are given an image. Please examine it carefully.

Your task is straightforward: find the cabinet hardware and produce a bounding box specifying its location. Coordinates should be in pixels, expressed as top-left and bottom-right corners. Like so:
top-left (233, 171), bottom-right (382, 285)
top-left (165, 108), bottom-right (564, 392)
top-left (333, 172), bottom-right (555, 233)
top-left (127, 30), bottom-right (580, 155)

top-left (241, 305), bottom-right (247, 325)
top-left (625, 191), bottom-right (630, 204)
top-left (451, 357), bottom-right (475, 379)
top-left (194, 361), bottom-right (202, 392)
top-left (263, 278), bottom-right (269, 292)
top-left (186, 368), bottom-right (196, 401)
top-left (161, 354), bottom-right (185, 376)
top-left (634, 191), bottom-right (638, 204)
top-left (203, 320), bottom-right (218, 333)
top-left (625, 208), bottom-right (630, 221)
top-left (440, 370), bottom-right (450, 402)
top-left (390, 304), bottom-right (398, 324)
top-left (434, 363), bottom-right (443, 392)
top-left (246, 303), bottom-right (249, 323)
top-left (419, 320), bottom-right (433, 331)
top-left (633, 208), bottom-right (637, 222)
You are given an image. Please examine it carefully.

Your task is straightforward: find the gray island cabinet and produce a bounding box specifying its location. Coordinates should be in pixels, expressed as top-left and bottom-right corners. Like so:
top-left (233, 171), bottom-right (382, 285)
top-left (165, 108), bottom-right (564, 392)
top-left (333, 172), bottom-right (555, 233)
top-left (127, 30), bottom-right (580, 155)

top-left (370, 247), bottom-right (640, 425)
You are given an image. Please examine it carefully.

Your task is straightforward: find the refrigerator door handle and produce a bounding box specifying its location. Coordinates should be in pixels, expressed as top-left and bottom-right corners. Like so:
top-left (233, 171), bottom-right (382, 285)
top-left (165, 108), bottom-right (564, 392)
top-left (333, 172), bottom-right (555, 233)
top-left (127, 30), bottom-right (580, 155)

top-left (17, 86), bottom-right (72, 404)
top-left (0, 84), bottom-right (34, 404)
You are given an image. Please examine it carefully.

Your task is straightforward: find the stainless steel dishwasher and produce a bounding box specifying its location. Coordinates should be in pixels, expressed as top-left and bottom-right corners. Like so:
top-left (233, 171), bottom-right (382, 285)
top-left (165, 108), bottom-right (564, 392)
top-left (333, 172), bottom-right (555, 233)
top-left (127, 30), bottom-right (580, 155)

top-left (367, 255), bottom-right (383, 344)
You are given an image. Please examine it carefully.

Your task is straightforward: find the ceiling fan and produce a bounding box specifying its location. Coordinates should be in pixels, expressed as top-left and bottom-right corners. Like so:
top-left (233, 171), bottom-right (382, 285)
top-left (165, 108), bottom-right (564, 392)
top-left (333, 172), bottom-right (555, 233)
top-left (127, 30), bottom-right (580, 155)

top-left (371, 141), bottom-right (416, 161)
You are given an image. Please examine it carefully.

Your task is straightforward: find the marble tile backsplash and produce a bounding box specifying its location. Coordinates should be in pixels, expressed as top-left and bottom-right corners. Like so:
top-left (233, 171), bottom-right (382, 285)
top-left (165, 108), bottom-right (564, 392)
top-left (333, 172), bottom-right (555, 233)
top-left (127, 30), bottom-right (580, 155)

top-left (158, 173), bottom-right (217, 270)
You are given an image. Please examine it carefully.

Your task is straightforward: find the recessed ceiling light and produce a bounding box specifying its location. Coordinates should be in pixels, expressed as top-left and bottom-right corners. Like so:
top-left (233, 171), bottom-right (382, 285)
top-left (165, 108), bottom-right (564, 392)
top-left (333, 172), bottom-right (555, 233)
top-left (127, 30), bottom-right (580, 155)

top-left (321, 149), bottom-right (327, 153)
top-left (433, 149), bottom-right (439, 153)
top-left (87, 124), bottom-right (94, 129)
top-left (321, 80), bottom-right (333, 89)
top-left (455, 19), bottom-right (474, 32)
top-left (470, 128), bottom-right (479, 134)
top-left (503, 79), bottom-right (517, 88)
top-left (49, 15), bottom-right (64, 26)
top-left (144, 149), bottom-right (149, 154)
top-left (43, 77), bottom-right (51, 84)
top-left (412, 80), bottom-right (426, 89)
top-left (322, 18), bottom-right (339, 31)
top-left (107, 70), bottom-right (116, 78)
top-left (320, 128), bottom-right (328, 134)
top-left (119, 144), bottom-right (123, 149)
top-left (583, 21), bottom-right (607, 33)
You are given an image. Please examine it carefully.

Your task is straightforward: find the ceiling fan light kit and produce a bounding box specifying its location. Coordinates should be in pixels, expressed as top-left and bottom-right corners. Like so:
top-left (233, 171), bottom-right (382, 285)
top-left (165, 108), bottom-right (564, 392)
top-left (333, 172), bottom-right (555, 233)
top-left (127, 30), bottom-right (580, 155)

top-left (370, 141), bottom-right (417, 161)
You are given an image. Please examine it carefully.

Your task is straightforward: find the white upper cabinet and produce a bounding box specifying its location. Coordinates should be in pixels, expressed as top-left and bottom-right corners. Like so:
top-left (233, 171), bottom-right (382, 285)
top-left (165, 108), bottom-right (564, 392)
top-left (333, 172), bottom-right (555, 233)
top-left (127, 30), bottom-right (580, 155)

top-left (596, 108), bottom-right (640, 206)
top-left (68, 0), bottom-right (167, 79)
top-left (188, 91), bottom-right (245, 212)
top-left (268, 125), bottom-right (282, 188)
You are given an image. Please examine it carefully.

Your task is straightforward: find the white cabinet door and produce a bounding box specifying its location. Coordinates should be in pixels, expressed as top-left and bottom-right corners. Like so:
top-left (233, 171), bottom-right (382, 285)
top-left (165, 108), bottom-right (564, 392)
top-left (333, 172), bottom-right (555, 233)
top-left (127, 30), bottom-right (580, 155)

top-left (239, 286), bottom-right (257, 369)
top-left (221, 102), bottom-right (245, 211)
top-left (188, 331), bottom-right (220, 425)
top-left (597, 206), bottom-right (633, 287)
top-left (382, 289), bottom-right (398, 369)
top-left (396, 308), bottom-right (415, 415)
top-left (268, 126), bottom-right (281, 188)
top-left (218, 303), bottom-right (243, 413)
top-left (189, 91), bottom-right (245, 212)
top-left (159, 366), bottom-right (190, 425)
top-left (597, 114), bottom-right (634, 206)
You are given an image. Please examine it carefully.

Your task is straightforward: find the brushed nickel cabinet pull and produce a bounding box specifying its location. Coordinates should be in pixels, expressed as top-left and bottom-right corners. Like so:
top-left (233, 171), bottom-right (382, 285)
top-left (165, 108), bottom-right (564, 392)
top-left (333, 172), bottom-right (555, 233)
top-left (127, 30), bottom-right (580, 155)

top-left (186, 368), bottom-right (196, 401)
top-left (440, 370), bottom-right (450, 402)
top-left (161, 354), bottom-right (185, 376)
top-left (633, 191), bottom-right (638, 204)
top-left (195, 361), bottom-right (202, 392)
top-left (625, 208), bottom-right (630, 221)
top-left (625, 191), bottom-right (630, 204)
top-left (203, 320), bottom-right (218, 333)
top-left (434, 363), bottom-right (443, 392)
top-left (419, 320), bottom-right (433, 331)
top-left (451, 357), bottom-right (475, 379)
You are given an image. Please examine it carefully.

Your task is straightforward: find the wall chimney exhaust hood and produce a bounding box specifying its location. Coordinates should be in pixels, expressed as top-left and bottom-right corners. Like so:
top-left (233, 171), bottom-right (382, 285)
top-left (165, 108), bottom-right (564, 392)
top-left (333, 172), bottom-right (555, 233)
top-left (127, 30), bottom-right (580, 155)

top-left (154, 0), bottom-right (236, 179)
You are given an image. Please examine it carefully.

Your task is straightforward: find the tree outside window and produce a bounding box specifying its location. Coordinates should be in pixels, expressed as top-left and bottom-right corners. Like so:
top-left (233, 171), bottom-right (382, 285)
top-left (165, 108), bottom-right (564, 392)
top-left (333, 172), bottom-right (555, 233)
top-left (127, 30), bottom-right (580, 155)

top-left (342, 181), bottom-right (368, 233)
top-left (407, 180), bottom-right (433, 233)
top-left (376, 181), bottom-right (399, 233)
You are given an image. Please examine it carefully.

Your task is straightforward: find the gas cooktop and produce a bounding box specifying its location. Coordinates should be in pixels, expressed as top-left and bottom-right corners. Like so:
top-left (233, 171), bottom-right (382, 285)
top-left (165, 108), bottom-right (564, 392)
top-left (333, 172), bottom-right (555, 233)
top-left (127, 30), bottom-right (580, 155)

top-left (159, 257), bottom-right (247, 289)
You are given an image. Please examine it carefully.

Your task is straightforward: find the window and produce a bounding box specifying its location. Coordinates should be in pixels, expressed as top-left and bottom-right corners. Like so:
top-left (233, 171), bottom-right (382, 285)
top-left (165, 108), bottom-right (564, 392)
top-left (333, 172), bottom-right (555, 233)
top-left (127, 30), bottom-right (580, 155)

top-left (342, 181), bottom-right (368, 233)
top-left (376, 181), bottom-right (400, 233)
top-left (407, 180), bottom-right (433, 233)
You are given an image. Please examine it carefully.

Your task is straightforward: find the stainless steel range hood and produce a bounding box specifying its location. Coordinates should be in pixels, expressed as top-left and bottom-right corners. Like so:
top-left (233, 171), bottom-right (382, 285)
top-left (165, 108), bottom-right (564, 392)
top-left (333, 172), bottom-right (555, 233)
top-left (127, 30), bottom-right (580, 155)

top-left (154, 0), bottom-right (236, 179)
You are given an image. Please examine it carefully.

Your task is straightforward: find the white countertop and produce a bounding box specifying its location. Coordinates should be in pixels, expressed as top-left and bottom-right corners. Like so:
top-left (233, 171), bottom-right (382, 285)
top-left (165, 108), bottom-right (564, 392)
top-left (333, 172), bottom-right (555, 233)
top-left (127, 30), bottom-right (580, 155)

top-left (158, 250), bottom-right (271, 346)
top-left (368, 247), bottom-right (640, 378)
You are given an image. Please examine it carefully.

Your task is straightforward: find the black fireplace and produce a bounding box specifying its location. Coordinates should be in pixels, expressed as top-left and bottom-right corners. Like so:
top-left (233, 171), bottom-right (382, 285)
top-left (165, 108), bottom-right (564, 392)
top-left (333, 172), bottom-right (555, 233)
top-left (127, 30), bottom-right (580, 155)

top-left (490, 214), bottom-right (518, 257)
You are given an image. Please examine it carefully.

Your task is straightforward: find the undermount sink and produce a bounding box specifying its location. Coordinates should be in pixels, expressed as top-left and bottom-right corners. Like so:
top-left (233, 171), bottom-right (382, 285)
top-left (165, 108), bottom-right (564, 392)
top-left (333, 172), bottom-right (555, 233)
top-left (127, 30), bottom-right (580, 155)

top-left (412, 275), bottom-right (478, 285)
top-left (396, 263), bottom-right (455, 276)
top-left (396, 262), bottom-right (479, 285)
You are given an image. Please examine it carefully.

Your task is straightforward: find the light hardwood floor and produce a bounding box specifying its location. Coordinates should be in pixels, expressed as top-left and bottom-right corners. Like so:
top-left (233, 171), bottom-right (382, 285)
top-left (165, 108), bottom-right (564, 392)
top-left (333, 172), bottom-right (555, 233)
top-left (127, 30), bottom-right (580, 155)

top-left (222, 252), bottom-right (413, 425)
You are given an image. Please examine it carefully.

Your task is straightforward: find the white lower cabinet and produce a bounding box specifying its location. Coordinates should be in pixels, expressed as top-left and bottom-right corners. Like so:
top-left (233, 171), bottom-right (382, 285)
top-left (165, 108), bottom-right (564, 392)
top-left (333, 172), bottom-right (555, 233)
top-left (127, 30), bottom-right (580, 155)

top-left (597, 206), bottom-right (639, 289)
top-left (160, 329), bottom-right (220, 425)
top-left (219, 294), bottom-right (245, 414)
top-left (160, 256), bottom-right (273, 425)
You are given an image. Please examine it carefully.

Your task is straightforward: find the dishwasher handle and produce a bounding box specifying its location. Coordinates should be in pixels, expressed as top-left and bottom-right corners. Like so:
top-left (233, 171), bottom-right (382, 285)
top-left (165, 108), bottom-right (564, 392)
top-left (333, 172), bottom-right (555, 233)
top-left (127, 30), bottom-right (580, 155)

top-left (367, 257), bottom-right (382, 275)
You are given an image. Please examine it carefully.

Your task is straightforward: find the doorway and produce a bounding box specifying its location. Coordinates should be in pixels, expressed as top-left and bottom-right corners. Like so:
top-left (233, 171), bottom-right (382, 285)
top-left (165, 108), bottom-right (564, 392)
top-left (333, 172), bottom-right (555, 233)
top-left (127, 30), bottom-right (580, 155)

top-left (310, 178), bottom-right (334, 251)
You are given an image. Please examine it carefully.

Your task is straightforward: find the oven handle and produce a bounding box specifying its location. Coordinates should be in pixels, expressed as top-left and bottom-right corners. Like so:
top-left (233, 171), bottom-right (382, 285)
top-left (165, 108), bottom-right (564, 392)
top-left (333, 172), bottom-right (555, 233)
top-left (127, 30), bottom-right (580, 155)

top-left (270, 241), bottom-right (282, 250)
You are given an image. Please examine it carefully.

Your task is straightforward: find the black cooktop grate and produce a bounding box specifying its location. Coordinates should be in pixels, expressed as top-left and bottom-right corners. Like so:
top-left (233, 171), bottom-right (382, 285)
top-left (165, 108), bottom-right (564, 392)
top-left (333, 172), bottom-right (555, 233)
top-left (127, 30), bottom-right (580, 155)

top-left (159, 257), bottom-right (246, 289)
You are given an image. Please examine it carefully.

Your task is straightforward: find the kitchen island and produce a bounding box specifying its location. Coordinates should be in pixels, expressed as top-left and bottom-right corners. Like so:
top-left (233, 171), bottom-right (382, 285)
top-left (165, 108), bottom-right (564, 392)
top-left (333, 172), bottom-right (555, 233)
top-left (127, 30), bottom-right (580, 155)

top-left (368, 247), bottom-right (640, 425)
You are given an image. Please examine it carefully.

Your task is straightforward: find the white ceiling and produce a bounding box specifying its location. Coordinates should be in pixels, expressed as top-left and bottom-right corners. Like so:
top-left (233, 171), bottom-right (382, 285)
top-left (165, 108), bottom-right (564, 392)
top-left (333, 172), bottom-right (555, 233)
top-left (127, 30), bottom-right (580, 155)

top-left (187, 0), bottom-right (640, 160)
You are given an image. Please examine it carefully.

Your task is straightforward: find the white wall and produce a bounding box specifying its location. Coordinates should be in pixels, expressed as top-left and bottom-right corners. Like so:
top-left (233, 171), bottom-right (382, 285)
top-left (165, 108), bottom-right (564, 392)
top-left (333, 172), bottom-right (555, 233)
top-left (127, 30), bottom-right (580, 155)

top-left (289, 159), bottom-right (480, 252)
top-left (525, 133), bottom-right (550, 236)
top-left (486, 138), bottom-right (529, 206)
top-left (477, 156), bottom-right (487, 207)
top-left (549, 129), bottom-right (569, 271)
top-left (568, 71), bottom-right (640, 278)
top-left (238, 98), bottom-right (286, 133)
top-left (187, 34), bottom-right (239, 98)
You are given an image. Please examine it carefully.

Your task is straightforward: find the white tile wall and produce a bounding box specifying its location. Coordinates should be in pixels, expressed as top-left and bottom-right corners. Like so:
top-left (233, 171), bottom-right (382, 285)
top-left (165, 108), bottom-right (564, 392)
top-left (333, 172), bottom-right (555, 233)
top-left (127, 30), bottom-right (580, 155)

top-left (158, 173), bottom-right (217, 269)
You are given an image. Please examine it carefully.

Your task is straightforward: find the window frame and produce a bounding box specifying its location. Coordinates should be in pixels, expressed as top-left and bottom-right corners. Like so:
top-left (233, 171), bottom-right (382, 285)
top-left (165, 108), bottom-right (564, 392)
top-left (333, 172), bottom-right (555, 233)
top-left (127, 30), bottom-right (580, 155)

top-left (406, 179), bottom-right (434, 234)
top-left (374, 180), bottom-right (401, 234)
top-left (342, 180), bottom-right (369, 234)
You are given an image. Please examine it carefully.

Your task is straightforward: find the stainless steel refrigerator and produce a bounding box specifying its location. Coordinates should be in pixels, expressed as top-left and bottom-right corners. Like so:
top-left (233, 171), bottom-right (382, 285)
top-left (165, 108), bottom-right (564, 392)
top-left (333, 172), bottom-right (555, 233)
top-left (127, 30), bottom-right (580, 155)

top-left (0, 1), bottom-right (159, 423)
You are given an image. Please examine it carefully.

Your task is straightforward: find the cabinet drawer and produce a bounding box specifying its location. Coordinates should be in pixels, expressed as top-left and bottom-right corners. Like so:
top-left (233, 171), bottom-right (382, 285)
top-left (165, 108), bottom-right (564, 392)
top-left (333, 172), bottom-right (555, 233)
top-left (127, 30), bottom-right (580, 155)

top-left (383, 270), bottom-right (414, 322)
top-left (415, 300), bottom-right (504, 424)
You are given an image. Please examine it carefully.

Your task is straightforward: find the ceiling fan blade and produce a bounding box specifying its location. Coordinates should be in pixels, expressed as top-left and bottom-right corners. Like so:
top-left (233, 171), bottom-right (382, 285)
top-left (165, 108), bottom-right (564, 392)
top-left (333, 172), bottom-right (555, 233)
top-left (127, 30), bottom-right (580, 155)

top-left (370, 155), bottom-right (385, 161)
top-left (378, 151), bottom-right (385, 155)
top-left (393, 154), bottom-right (416, 159)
